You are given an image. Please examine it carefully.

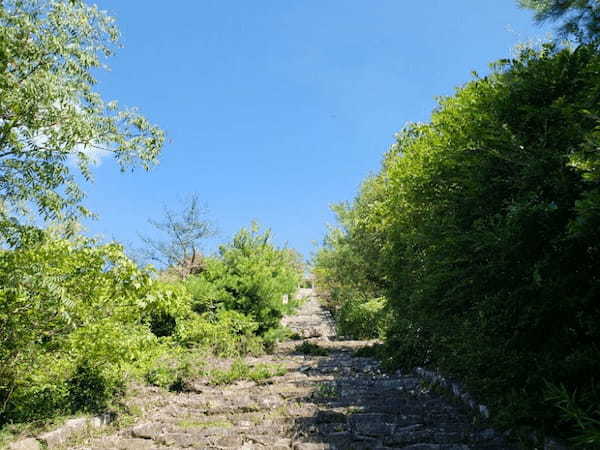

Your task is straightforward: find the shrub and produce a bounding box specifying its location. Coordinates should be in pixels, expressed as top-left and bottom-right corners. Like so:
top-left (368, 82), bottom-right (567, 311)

top-left (176, 310), bottom-right (263, 357)
top-left (140, 281), bottom-right (192, 337)
top-left (315, 43), bottom-right (600, 441)
top-left (545, 383), bottom-right (600, 447)
top-left (182, 257), bottom-right (231, 314)
top-left (67, 362), bottom-right (124, 413)
top-left (145, 351), bottom-right (193, 392)
top-left (0, 223), bottom-right (300, 427)
top-left (182, 224), bottom-right (302, 334)
top-left (336, 297), bottom-right (389, 339)
top-left (261, 326), bottom-right (295, 352)
top-left (0, 232), bottom-right (184, 425)
top-left (208, 360), bottom-right (286, 385)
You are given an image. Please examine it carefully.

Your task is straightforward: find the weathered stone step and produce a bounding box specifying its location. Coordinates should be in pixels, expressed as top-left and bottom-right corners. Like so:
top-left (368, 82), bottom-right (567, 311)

top-left (46, 295), bottom-right (514, 450)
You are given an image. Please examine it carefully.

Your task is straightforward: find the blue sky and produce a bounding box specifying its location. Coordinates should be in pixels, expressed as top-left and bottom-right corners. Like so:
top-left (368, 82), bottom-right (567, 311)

top-left (83, 0), bottom-right (549, 262)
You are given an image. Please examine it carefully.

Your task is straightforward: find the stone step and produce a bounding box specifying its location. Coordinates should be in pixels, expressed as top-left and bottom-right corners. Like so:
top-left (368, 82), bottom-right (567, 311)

top-left (50, 296), bottom-right (514, 450)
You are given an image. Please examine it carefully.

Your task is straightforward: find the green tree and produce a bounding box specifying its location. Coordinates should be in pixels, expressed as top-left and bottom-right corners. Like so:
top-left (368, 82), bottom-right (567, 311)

top-left (216, 224), bottom-right (302, 332)
top-left (0, 0), bottom-right (164, 235)
top-left (184, 224), bottom-right (303, 333)
top-left (313, 172), bottom-right (391, 336)
top-left (519, 0), bottom-right (600, 42)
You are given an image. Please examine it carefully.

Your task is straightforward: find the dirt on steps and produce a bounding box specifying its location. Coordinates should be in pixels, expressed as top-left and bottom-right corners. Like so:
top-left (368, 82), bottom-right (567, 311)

top-left (63, 296), bottom-right (512, 450)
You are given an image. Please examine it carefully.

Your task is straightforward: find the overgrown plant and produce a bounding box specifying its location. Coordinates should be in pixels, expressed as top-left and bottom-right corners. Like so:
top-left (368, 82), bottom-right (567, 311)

top-left (0, 231), bottom-right (189, 424)
top-left (183, 223), bottom-right (303, 336)
top-left (315, 42), bottom-right (600, 441)
top-left (545, 383), bottom-right (600, 447)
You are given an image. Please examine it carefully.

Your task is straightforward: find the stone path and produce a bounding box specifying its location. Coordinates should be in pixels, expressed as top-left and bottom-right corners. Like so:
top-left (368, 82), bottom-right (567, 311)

top-left (65, 294), bottom-right (512, 450)
top-left (281, 289), bottom-right (336, 340)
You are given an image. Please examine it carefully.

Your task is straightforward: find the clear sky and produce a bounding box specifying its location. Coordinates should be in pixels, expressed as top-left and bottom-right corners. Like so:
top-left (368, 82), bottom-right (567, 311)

top-left (82, 0), bottom-right (549, 262)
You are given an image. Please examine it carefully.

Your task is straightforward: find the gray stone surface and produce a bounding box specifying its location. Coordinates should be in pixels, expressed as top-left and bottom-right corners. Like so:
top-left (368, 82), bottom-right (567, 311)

top-left (56, 290), bottom-right (514, 449)
top-left (7, 438), bottom-right (42, 450)
top-left (37, 415), bottom-right (111, 448)
top-left (282, 294), bottom-right (336, 339)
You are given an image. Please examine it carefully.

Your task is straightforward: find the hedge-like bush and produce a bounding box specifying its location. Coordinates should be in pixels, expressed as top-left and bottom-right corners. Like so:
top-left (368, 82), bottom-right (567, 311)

top-left (315, 43), bottom-right (600, 444)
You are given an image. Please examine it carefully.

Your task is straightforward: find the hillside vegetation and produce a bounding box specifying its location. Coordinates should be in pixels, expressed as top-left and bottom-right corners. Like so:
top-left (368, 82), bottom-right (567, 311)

top-left (0, 224), bottom-right (301, 429)
top-left (2, 0), bottom-right (600, 447)
top-left (315, 18), bottom-right (600, 450)
top-left (0, 0), bottom-right (302, 437)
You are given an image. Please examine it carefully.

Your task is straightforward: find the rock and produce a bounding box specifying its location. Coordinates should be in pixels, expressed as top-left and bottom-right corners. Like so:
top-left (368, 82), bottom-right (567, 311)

top-left (349, 413), bottom-right (395, 436)
top-left (315, 410), bottom-right (347, 423)
top-left (451, 383), bottom-right (461, 396)
top-left (212, 434), bottom-right (243, 448)
top-left (478, 404), bottom-right (490, 419)
top-left (131, 423), bottom-right (162, 440)
top-left (236, 420), bottom-right (253, 428)
top-left (255, 394), bottom-right (284, 409)
top-left (293, 443), bottom-right (328, 450)
top-left (477, 428), bottom-right (497, 441)
top-left (397, 445), bottom-right (441, 450)
top-left (544, 438), bottom-right (569, 450)
top-left (111, 438), bottom-right (156, 449)
top-left (92, 413), bottom-right (113, 427)
top-left (159, 432), bottom-right (197, 447)
top-left (234, 395), bottom-right (260, 412)
top-left (272, 438), bottom-right (293, 449)
top-left (38, 424), bottom-right (79, 448)
top-left (8, 438), bottom-right (42, 450)
top-left (38, 415), bottom-right (110, 448)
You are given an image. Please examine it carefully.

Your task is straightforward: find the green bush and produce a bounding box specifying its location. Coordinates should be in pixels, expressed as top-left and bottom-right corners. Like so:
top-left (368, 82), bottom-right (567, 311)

top-left (141, 282), bottom-right (192, 337)
top-left (0, 232), bottom-right (187, 425)
top-left (176, 310), bottom-right (263, 357)
top-left (315, 43), bottom-right (600, 442)
top-left (545, 383), bottom-right (600, 447)
top-left (217, 224), bottom-right (302, 332)
top-left (336, 297), bottom-right (389, 339)
top-left (145, 350), bottom-right (193, 392)
top-left (261, 326), bottom-right (295, 352)
top-left (67, 362), bottom-right (124, 413)
top-left (0, 222), bottom-right (301, 428)
top-left (182, 223), bottom-right (302, 334)
top-left (183, 259), bottom-right (229, 314)
top-left (208, 359), bottom-right (286, 385)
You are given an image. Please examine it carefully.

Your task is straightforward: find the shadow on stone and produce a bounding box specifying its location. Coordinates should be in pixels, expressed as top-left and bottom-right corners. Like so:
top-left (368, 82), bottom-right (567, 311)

top-left (287, 343), bottom-right (514, 450)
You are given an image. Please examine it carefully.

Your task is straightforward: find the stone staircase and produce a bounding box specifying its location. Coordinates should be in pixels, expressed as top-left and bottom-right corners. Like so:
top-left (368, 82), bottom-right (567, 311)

top-left (281, 290), bottom-right (335, 339)
top-left (50, 296), bottom-right (512, 449)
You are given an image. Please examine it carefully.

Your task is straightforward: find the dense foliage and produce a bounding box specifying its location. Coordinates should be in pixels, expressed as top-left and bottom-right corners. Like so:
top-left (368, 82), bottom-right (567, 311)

top-left (0, 0), bottom-right (164, 230)
top-left (314, 190), bottom-right (390, 338)
top-left (0, 1), bottom-right (303, 435)
top-left (0, 231), bottom-right (184, 423)
top-left (182, 224), bottom-right (303, 341)
top-left (520, 0), bottom-right (600, 43)
top-left (0, 223), bottom-right (302, 428)
top-left (315, 43), bottom-right (600, 445)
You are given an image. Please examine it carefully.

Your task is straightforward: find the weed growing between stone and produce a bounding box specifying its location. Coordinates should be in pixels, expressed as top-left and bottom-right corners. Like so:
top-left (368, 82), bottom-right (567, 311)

top-left (294, 341), bottom-right (330, 356)
top-left (313, 383), bottom-right (339, 400)
top-left (207, 360), bottom-right (287, 385)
